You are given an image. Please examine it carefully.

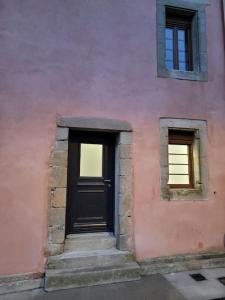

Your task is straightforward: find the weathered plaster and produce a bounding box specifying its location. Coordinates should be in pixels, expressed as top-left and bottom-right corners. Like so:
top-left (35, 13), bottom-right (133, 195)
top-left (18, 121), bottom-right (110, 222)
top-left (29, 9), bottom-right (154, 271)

top-left (0, 0), bottom-right (224, 276)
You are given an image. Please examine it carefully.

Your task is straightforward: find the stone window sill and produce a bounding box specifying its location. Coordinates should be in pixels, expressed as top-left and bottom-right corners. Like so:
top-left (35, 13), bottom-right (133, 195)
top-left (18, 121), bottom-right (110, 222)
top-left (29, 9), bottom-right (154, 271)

top-left (169, 188), bottom-right (206, 201)
top-left (158, 68), bottom-right (208, 82)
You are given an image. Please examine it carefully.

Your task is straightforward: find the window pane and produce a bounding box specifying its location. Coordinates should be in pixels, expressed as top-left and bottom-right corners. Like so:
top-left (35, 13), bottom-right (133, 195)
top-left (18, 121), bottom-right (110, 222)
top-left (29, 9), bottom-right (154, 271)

top-left (178, 40), bottom-right (185, 51)
top-left (178, 30), bottom-right (185, 41)
top-left (80, 144), bottom-right (103, 177)
top-left (169, 145), bottom-right (188, 154)
top-left (169, 164), bottom-right (189, 174)
top-left (168, 175), bottom-right (189, 185)
top-left (166, 38), bottom-right (173, 50)
top-left (178, 51), bottom-right (186, 62)
top-left (165, 28), bottom-right (174, 69)
top-left (169, 154), bottom-right (188, 164)
top-left (165, 28), bottom-right (173, 39)
top-left (179, 62), bottom-right (186, 71)
top-left (166, 60), bottom-right (173, 69)
top-left (166, 49), bottom-right (173, 60)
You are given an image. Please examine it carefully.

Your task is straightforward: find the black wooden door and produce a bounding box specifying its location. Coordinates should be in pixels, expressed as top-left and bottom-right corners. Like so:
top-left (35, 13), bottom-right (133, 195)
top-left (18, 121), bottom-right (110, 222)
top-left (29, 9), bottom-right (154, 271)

top-left (66, 131), bottom-right (115, 234)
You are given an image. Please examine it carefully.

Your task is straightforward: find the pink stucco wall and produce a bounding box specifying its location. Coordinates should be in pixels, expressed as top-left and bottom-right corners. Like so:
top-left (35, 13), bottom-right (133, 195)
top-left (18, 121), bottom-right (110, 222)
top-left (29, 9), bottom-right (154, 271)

top-left (0, 0), bottom-right (225, 276)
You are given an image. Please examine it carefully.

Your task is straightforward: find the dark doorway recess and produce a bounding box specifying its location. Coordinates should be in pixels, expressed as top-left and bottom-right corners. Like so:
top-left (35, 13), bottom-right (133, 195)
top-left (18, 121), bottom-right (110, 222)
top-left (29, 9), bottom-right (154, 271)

top-left (66, 131), bottom-right (116, 234)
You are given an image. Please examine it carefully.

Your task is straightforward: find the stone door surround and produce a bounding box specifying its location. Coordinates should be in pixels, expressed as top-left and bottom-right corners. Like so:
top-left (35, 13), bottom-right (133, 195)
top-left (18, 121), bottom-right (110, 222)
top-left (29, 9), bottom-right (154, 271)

top-left (46, 117), bottom-right (133, 256)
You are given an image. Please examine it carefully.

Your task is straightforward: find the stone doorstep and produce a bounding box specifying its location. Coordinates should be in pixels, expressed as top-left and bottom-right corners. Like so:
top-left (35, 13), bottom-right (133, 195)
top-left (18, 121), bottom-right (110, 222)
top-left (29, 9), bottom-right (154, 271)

top-left (46, 249), bottom-right (133, 270)
top-left (45, 262), bottom-right (141, 292)
top-left (64, 233), bottom-right (116, 252)
top-left (66, 232), bottom-right (114, 240)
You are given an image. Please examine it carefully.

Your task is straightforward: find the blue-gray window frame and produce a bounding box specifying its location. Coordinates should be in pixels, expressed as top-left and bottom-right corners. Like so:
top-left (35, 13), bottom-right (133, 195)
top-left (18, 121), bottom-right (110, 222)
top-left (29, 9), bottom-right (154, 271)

top-left (156, 0), bottom-right (209, 81)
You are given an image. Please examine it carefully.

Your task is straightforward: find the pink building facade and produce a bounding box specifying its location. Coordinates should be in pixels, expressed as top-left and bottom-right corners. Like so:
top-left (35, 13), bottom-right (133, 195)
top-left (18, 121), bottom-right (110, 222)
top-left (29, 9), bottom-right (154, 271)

top-left (0, 0), bottom-right (225, 292)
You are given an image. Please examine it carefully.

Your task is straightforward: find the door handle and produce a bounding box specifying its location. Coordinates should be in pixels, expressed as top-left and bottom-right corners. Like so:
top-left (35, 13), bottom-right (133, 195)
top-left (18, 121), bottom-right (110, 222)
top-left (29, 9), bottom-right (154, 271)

top-left (103, 179), bottom-right (111, 183)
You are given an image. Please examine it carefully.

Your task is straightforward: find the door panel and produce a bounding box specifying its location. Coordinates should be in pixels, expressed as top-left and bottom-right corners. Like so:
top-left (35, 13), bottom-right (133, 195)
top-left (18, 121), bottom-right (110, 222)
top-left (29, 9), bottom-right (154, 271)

top-left (66, 131), bottom-right (115, 234)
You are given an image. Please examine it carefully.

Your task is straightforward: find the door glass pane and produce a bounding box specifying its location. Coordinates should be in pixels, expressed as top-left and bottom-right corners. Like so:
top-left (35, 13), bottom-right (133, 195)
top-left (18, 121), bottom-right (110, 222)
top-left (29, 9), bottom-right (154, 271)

top-left (80, 144), bottom-right (103, 177)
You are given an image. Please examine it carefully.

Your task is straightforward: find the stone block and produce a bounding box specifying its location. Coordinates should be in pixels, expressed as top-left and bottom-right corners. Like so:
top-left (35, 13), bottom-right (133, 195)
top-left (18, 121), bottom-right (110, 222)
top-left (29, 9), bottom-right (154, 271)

top-left (57, 117), bottom-right (132, 132)
top-left (49, 226), bottom-right (65, 244)
top-left (48, 188), bottom-right (54, 208)
top-left (120, 159), bottom-right (132, 176)
top-left (49, 166), bottom-right (67, 188)
top-left (52, 188), bottom-right (67, 208)
top-left (54, 141), bottom-right (68, 151)
top-left (117, 234), bottom-right (132, 251)
top-left (120, 144), bottom-right (132, 159)
top-left (56, 127), bottom-right (69, 141)
top-left (49, 151), bottom-right (68, 167)
top-left (48, 208), bottom-right (65, 226)
top-left (119, 193), bottom-right (132, 216)
top-left (44, 243), bottom-right (64, 257)
top-left (119, 215), bottom-right (132, 235)
top-left (160, 145), bottom-right (168, 166)
top-left (119, 132), bottom-right (132, 145)
top-left (120, 175), bottom-right (132, 196)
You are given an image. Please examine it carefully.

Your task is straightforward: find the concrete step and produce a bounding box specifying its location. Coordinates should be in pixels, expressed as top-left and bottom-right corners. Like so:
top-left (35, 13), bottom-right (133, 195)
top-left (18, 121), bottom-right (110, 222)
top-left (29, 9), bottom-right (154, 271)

top-left (64, 233), bottom-right (116, 252)
top-left (45, 262), bottom-right (141, 291)
top-left (47, 249), bottom-right (133, 270)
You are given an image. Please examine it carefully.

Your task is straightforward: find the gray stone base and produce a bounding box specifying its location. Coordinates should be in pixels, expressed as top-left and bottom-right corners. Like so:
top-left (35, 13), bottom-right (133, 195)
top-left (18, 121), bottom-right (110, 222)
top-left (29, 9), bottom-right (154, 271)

top-left (45, 233), bottom-right (140, 291)
top-left (0, 273), bottom-right (44, 295)
top-left (2, 250), bottom-right (225, 295)
top-left (139, 251), bottom-right (225, 275)
top-left (45, 263), bottom-right (140, 292)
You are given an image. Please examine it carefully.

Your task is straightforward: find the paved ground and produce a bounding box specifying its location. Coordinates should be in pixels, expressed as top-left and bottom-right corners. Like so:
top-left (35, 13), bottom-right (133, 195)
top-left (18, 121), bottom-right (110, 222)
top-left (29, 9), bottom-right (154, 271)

top-left (2, 268), bottom-right (225, 300)
top-left (1, 274), bottom-right (186, 300)
top-left (165, 268), bottom-right (225, 300)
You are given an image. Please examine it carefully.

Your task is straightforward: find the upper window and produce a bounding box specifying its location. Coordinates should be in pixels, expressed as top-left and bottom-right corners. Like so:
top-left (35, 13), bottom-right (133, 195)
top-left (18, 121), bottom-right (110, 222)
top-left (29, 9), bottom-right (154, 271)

top-left (165, 7), bottom-right (194, 71)
top-left (156, 0), bottom-right (209, 81)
